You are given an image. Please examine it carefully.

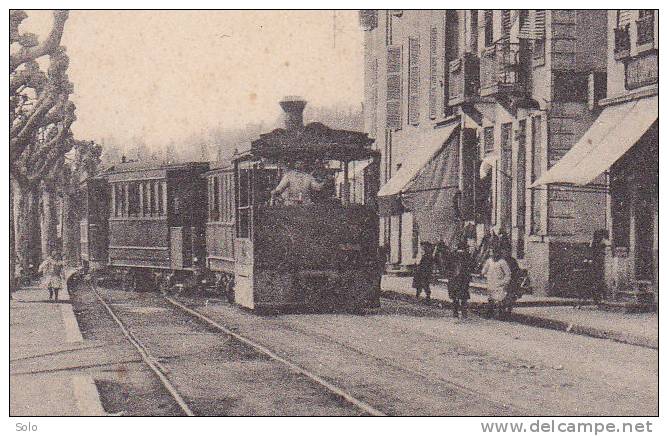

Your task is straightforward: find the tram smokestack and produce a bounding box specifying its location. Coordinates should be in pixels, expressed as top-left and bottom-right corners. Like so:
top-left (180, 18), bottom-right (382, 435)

top-left (280, 96), bottom-right (306, 130)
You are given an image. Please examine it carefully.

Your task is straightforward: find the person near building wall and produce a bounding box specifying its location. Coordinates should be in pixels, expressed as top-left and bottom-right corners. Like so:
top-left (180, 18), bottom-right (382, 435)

top-left (448, 240), bottom-right (473, 318)
top-left (413, 241), bottom-right (435, 303)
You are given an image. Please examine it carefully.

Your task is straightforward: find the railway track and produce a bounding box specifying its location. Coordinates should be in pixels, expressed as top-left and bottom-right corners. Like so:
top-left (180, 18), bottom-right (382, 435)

top-left (90, 283), bottom-right (385, 416)
top-left (172, 295), bottom-right (528, 415)
top-left (91, 285), bottom-right (194, 416)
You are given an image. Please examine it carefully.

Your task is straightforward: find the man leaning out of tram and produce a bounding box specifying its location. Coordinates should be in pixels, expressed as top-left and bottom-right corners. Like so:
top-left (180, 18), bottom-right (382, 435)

top-left (271, 160), bottom-right (326, 205)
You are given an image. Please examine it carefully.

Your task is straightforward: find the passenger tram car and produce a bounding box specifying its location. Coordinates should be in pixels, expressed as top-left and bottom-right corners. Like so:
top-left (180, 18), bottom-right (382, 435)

top-left (81, 97), bottom-right (382, 313)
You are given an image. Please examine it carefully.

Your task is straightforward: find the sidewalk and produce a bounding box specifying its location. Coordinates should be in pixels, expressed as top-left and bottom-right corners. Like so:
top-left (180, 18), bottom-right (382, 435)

top-left (10, 284), bottom-right (106, 416)
top-left (511, 306), bottom-right (658, 349)
top-left (381, 275), bottom-right (658, 349)
top-left (382, 275), bottom-right (574, 306)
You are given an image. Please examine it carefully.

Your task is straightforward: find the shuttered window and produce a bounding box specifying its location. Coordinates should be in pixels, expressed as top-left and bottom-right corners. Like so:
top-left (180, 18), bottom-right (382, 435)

top-left (519, 10), bottom-right (546, 40)
top-left (386, 45), bottom-right (402, 130)
top-left (407, 36), bottom-right (420, 125)
top-left (470, 10), bottom-right (479, 53)
top-left (617, 10), bottom-right (633, 28)
top-left (516, 120), bottom-right (527, 258)
top-left (499, 123), bottom-right (513, 233)
top-left (530, 115), bottom-right (543, 235)
top-left (429, 27), bottom-right (438, 119)
top-left (484, 10), bottom-right (494, 47)
top-left (370, 58), bottom-right (378, 136)
top-left (501, 10), bottom-right (511, 40)
top-left (483, 126), bottom-right (495, 153)
top-left (519, 10), bottom-right (530, 36)
top-left (534, 10), bottom-right (546, 39)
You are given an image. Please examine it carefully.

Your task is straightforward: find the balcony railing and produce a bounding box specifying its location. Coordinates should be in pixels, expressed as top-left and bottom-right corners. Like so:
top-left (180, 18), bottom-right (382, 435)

top-left (448, 53), bottom-right (480, 106)
top-left (614, 25), bottom-right (631, 59)
top-left (479, 41), bottom-right (528, 97)
top-left (636, 15), bottom-right (654, 47)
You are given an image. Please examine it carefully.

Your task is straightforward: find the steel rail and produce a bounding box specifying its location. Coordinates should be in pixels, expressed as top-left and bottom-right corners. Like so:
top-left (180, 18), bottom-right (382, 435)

top-left (163, 296), bottom-right (387, 417)
top-left (91, 285), bottom-right (195, 416)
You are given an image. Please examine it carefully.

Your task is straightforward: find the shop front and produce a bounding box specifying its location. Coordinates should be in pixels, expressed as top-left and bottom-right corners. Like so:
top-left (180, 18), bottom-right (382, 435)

top-left (532, 95), bottom-right (658, 302)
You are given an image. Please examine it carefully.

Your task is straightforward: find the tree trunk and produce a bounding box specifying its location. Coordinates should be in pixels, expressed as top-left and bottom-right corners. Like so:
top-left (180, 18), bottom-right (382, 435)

top-left (10, 178), bottom-right (17, 294)
top-left (13, 181), bottom-right (41, 276)
top-left (40, 183), bottom-right (60, 260)
top-left (62, 189), bottom-right (81, 267)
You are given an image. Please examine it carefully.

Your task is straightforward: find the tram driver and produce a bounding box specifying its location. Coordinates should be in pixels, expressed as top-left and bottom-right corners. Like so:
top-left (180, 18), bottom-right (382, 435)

top-left (271, 160), bottom-right (327, 205)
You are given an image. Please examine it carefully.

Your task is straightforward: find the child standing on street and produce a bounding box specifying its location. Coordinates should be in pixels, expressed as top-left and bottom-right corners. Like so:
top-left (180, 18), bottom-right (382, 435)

top-left (39, 250), bottom-right (63, 302)
top-left (481, 247), bottom-right (511, 318)
top-left (448, 241), bottom-right (472, 318)
top-left (413, 242), bottom-right (434, 304)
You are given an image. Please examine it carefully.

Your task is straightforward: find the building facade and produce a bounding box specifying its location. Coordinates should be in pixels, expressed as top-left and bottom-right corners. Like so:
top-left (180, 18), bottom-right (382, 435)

top-left (604, 10), bottom-right (658, 302)
top-left (360, 10), bottom-right (611, 295)
top-left (535, 10), bottom-right (658, 301)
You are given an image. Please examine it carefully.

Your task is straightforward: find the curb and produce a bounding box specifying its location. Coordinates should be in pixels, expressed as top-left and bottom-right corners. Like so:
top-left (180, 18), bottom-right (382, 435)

top-left (381, 290), bottom-right (657, 350)
top-left (381, 289), bottom-right (577, 308)
top-left (508, 312), bottom-right (658, 350)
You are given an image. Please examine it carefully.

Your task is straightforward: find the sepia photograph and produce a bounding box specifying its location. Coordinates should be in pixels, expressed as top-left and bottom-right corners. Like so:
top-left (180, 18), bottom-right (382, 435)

top-left (6, 4), bottom-right (660, 431)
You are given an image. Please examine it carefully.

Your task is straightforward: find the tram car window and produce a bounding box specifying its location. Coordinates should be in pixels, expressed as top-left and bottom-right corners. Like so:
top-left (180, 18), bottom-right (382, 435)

top-left (103, 161), bottom-right (209, 292)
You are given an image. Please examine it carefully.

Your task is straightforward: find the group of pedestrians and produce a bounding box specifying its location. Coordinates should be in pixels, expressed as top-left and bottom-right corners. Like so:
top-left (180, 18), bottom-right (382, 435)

top-left (413, 236), bottom-right (524, 319)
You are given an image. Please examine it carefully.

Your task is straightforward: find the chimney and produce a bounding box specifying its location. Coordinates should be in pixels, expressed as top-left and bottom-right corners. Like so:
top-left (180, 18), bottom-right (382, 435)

top-left (279, 96), bottom-right (306, 130)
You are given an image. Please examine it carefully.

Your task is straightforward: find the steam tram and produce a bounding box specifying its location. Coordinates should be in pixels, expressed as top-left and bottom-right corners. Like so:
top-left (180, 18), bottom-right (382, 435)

top-left (82, 98), bottom-right (382, 312)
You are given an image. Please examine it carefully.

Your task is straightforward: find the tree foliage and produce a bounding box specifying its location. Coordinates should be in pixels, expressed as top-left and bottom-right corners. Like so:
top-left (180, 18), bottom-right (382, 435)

top-left (10, 10), bottom-right (76, 188)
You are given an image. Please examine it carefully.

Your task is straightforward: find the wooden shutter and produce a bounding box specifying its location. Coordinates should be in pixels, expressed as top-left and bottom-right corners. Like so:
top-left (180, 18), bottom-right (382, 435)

top-left (519, 10), bottom-right (546, 40)
top-left (501, 10), bottom-right (511, 39)
top-left (483, 126), bottom-right (495, 153)
top-left (499, 123), bottom-right (513, 233)
top-left (370, 58), bottom-right (378, 136)
top-left (407, 36), bottom-right (420, 125)
top-left (484, 10), bottom-right (494, 47)
top-left (519, 10), bottom-right (530, 38)
top-left (386, 45), bottom-right (402, 130)
top-left (470, 10), bottom-right (479, 53)
top-left (429, 27), bottom-right (438, 119)
top-left (617, 10), bottom-right (633, 28)
top-left (533, 10), bottom-right (546, 39)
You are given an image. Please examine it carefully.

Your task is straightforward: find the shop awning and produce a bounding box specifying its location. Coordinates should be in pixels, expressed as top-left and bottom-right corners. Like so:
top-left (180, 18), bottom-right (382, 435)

top-left (377, 122), bottom-right (459, 203)
top-left (531, 96), bottom-right (658, 187)
top-left (377, 122), bottom-right (461, 243)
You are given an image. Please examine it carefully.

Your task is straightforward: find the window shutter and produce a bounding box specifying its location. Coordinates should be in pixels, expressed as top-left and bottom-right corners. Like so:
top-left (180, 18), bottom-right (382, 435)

top-left (533, 10), bottom-right (546, 39)
top-left (408, 36), bottom-right (420, 125)
top-left (519, 10), bottom-right (546, 40)
top-left (386, 45), bottom-right (402, 130)
top-left (484, 10), bottom-right (494, 46)
top-left (370, 58), bottom-right (378, 136)
top-left (501, 10), bottom-right (512, 39)
top-left (519, 10), bottom-right (531, 38)
top-left (429, 27), bottom-right (438, 119)
top-left (470, 11), bottom-right (479, 53)
top-left (483, 126), bottom-right (495, 153)
top-left (617, 10), bottom-right (633, 27)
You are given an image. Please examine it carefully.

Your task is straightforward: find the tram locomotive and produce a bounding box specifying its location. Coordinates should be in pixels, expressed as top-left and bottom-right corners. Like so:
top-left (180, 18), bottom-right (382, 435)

top-left (81, 98), bottom-right (382, 312)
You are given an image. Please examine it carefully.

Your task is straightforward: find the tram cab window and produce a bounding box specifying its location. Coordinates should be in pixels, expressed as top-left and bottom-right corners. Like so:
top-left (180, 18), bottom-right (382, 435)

top-left (114, 184), bottom-right (126, 217)
top-left (128, 182), bottom-right (140, 217)
top-left (212, 176), bottom-right (220, 221)
top-left (158, 181), bottom-right (165, 216)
